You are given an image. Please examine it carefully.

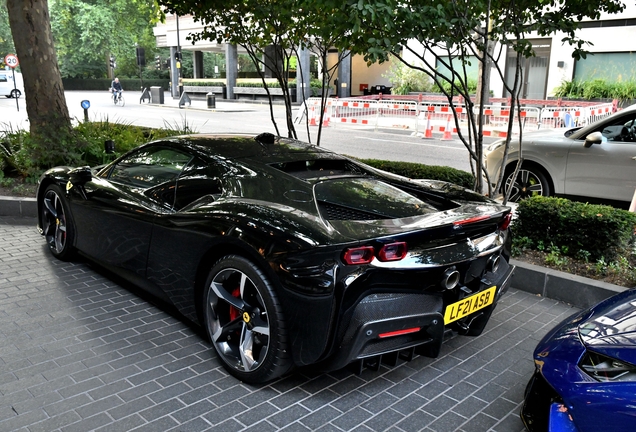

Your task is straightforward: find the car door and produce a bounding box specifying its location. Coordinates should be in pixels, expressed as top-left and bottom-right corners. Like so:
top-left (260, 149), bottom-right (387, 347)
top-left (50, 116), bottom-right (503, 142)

top-left (565, 112), bottom-right (636, 203)
top-left (71, 145), bottom-right (193, 279)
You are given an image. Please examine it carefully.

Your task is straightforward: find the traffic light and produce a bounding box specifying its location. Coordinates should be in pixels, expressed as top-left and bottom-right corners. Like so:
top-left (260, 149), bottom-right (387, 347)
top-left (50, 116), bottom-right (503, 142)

top-left (174, 51), bottom-right (181, 62)
top-left (155, 55), bottom-right (161, 70)
top-left (136, 47), bottom-right (146, 67)
top-left (109, 55), bottom-right (115, 69)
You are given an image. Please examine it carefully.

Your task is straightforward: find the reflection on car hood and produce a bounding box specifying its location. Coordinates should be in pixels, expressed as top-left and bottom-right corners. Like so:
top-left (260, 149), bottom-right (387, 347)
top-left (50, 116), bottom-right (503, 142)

top-left (520, 127), bottom-right (575, 141)
top-left (578, 288), bottom-right (636, 365)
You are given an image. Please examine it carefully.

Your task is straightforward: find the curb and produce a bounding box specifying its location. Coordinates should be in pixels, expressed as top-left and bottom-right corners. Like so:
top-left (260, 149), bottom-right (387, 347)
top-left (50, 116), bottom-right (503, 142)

top-left (1, 195), bottom-right (628, 310)
top-left (0, 195), bottom-right (37, 218)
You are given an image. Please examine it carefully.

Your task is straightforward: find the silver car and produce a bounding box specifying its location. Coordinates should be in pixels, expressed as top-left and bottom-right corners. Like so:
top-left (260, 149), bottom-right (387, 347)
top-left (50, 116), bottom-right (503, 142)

top-left (484, 104), bottom-right (636, 207)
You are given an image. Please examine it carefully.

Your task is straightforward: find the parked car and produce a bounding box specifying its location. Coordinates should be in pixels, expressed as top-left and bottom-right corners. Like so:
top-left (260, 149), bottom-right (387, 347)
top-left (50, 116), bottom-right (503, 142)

top-left (521, 287), bottom-right (636, 432)
top-left (0, 70), bottom-right (23, 98)
top-left (37, 132), bottom-right (515, 384)
top-left (484, 104), bottom-right (636, 208)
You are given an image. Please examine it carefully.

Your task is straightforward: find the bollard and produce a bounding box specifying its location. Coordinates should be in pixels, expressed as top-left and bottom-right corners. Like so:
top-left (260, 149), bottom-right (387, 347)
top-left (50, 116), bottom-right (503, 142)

top-left (207, 92), bottom-right (216, 109)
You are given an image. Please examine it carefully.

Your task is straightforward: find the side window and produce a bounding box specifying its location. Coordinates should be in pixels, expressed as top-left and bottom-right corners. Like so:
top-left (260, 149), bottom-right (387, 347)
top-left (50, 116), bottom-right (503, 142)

top-left (600, 113), bottom-right (636, 142)
top-left (0, 74), bottom-right (7, 83)
top-left (173, 156), bottom-right (228, 210)
top-left (108, 146), bottom-right (193, 188)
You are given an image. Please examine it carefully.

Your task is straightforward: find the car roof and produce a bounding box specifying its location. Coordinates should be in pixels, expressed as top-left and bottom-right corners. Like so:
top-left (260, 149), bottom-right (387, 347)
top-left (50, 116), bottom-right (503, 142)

top-left (164, 133), bottom-right (336, 162)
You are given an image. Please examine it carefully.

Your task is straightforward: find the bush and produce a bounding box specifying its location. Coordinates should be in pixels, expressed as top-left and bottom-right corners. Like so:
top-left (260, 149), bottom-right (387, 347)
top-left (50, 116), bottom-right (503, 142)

top-left (0, 120), bottom-right (189, 179)
top-left (382, 61), bottom-right (432, 95)
top-left (552, 79), bottom-right (636, 101)
top-left (512, 196), bottom-right (636, 261)
top-left (355, 159), bottom-right (475, 189)
top-left (182, 80), bottom-right (226, 87)
top-left (62, 78), bottom-right (170, 91)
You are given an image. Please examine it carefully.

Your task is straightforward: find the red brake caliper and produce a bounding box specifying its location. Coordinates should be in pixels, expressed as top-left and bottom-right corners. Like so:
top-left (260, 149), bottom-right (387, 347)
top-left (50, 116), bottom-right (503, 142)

top-left (228, 287), bottom-right (241, 321)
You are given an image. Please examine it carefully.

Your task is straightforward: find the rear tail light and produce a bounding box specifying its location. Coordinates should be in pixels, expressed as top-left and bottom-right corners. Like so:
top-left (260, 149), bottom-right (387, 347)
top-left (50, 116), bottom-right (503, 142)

top-left (498, 213), bottom-right (512, 230)
top-left (342, 241), bottom-right (408, 265)
top-left (378, 242), bottom-right (407, 262)
top-left (343, 246), bottom-right (375, 265)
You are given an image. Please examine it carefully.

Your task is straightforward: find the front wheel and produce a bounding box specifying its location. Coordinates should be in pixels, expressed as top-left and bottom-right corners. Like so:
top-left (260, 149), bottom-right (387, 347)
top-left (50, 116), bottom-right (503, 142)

top-left (503, 165), bottom-right (551, 202)
top-left (203, 255), bottom-right (291, 384)
top-left (41, 184), bottom-right (76, 260)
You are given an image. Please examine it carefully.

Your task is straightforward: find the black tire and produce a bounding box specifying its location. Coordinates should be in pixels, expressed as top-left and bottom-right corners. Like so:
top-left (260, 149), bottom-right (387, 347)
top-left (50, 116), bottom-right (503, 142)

top-left (41, 184), bottom-right (76, 260)
top-left (503, 165), bottom-right (551, 202)
top-left (10, 89), bottom-right (21, 98)
top-left (203, 255), bottom-right (292, 384)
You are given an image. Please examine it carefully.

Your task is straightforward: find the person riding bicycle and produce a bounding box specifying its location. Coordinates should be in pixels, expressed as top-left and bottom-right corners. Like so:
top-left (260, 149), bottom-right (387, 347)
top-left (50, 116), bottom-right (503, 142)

top-left (111, 77), bottom-right (123, 103)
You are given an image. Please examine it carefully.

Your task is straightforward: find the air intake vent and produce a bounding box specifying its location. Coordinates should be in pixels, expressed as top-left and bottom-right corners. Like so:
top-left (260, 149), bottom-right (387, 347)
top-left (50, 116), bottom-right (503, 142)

top-left (318, 201), bottom-right (389, 221)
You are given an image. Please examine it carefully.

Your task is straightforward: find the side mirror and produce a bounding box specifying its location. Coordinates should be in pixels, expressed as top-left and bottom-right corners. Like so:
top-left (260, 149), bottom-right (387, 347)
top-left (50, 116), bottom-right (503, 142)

top-left (69, 166), bottom-right (92, 185)
top-left (584, 131), bottom-right (605, 148)
top-left (104, 140), bottom-right (115, 153)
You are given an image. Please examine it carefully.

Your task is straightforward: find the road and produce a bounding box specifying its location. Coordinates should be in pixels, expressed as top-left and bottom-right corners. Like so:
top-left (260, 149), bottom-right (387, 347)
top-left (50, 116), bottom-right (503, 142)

top-left (0, 90), bottom-right (501, 173)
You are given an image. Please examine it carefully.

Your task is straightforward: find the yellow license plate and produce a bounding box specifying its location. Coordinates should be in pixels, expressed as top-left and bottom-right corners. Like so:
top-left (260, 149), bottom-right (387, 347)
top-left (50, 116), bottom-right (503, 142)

top-left (444, 286), bottom-right (497, 325)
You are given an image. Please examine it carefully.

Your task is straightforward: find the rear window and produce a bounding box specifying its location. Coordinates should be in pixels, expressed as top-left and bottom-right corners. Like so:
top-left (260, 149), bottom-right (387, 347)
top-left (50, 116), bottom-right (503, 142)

top-left (270, 158), bottom-right (368, 180)
top-left (315, 178), bottom-right (437, 220)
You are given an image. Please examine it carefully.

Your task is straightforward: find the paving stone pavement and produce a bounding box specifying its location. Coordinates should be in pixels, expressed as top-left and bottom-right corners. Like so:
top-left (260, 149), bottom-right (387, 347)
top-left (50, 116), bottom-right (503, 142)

top-left (0, 216), bottom-right (580, 432)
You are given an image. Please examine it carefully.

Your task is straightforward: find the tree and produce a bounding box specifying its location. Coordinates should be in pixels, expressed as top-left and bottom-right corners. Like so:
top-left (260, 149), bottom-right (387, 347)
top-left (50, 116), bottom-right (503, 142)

top-left (328, 0), bottom-right (625, 198)
top-left (6, 0), bottom-right (72, 169)
top-left (50, 0), bottom-right (163, 79)
top-left (157, 0), bottom-right (351, 143)
top-left (0, 3), bottom-right (15, 58)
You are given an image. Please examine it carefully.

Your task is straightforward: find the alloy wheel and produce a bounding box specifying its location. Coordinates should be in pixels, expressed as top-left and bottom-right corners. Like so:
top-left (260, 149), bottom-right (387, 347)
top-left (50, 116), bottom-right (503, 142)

top-left (206, 268), bottom-right (270, 373)
top-left (42, 188), bottom-right (68, 254)
top-left (505, 169), bottom-right (546, 201)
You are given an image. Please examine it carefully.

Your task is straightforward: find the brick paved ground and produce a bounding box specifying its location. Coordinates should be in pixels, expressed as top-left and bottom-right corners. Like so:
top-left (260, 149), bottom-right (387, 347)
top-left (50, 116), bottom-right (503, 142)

top-left (0, 216), bottom-right (579, 432)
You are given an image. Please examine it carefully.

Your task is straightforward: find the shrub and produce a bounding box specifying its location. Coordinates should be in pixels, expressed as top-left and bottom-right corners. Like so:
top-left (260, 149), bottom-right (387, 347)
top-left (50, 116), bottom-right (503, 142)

top-left (553, 79), bottom-right (636, 101)
top-left (181, 80), bottom-right (226, 87)
top-left (512, 196), bottom-right (636, 261)
top-left (355, 159), bottom-right (475, 189)
top-left (0, 120), bottom-right (188, 178)
top-left (382, 61), bottom-right (432, 95)
top-left (62, 78), bottom-right (170, 91)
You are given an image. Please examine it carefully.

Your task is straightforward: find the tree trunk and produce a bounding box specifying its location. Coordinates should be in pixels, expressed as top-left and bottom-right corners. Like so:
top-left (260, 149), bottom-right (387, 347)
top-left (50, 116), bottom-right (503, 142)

top-left (6, 0), bottom-right (71, 144)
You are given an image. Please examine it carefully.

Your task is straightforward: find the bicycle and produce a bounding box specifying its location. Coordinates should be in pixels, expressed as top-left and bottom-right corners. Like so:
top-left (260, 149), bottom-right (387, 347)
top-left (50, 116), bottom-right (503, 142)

top-left (112, 90), bottom-right (125, 107)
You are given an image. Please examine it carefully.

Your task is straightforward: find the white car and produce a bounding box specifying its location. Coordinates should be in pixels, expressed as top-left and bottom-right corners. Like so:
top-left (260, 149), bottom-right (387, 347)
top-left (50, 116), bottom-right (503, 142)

top-left (0, 70), bottom-right (23, 98)
top-left (485, 104), bottom-right (636, 208)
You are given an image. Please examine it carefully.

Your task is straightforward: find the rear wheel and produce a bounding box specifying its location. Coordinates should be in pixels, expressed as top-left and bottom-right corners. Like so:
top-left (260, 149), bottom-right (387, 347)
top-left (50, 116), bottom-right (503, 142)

top-left (41, 184), bottom-right (76, 260)
top-left (10, 89), bottom-right (21, 98)
top-left (203, 255), bottom-right (291, 384)
top-left (503, 165), bottom-right (551, 202)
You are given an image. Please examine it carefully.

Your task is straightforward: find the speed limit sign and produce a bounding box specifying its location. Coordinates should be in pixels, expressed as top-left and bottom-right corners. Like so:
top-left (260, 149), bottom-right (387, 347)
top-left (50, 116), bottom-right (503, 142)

top-left (4, 54), bottom-right (19, 68)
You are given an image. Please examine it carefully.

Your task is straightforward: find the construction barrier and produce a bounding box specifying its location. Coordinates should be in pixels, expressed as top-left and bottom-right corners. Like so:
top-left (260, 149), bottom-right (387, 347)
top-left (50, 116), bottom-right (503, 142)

top-left (296, 98), bottom-right (617, 137)
top-left (472, 105), bottom-right (541, 137)
top-left (538, 102), bottom-right (614, 129)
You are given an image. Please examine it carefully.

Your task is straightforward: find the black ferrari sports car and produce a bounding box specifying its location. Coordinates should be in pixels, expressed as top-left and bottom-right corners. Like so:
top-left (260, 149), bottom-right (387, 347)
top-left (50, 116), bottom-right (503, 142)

top-left (37, 132), bottom-right (515, 384)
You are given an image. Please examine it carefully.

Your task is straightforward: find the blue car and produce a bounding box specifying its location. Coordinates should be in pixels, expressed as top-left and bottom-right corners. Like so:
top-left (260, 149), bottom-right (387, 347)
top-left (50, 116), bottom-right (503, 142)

top-left (521, 288), bottom-right (636, 432)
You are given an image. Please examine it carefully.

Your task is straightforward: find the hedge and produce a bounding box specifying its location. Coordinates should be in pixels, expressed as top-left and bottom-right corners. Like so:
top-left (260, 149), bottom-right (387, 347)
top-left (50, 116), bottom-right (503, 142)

top-left (512, 196), bottom-right (636, 261)
top-left (62, 78), bottom-right (170, 91)
top-left (357, 159), bottom-right (475, 190)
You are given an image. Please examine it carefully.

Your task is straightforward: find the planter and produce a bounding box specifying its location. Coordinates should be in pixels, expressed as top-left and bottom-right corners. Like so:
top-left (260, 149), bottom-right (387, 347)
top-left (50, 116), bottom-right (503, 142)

top-left (183, 85), bottom-right (226, 99)
top-left (233, 86), bottom-right (296, 102)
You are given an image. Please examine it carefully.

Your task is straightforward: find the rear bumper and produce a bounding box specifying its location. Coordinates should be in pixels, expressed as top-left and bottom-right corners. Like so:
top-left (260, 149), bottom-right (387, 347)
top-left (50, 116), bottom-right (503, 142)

top-left (323, 262), bottom-right (516, 370)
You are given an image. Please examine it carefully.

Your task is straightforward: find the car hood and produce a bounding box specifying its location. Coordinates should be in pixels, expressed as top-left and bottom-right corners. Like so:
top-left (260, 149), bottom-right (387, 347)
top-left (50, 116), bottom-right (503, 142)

top-left (578, 288), bottom-right (636, 365)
